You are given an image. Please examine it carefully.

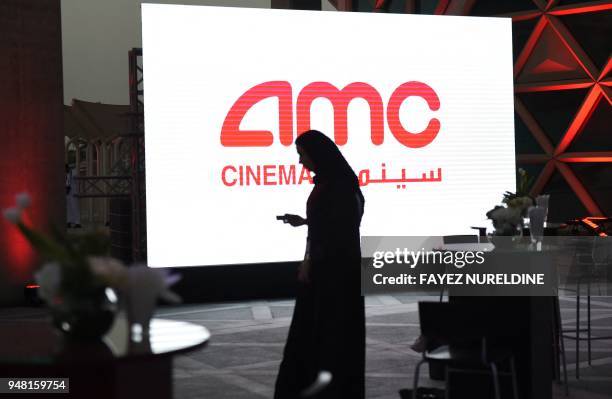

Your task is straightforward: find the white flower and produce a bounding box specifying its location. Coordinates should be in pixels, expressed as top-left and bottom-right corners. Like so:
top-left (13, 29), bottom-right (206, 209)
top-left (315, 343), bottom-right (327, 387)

top-left (489, 206), bottom-right (522, 226)
top-left (35, 263), bottom-right (62, 303)
top-left (507, 196), bottom-right (533, 211)
top-left (88, 256), bottom-right (128, 290)
top-left (159, 289), bottom-right (182, 304)
top-left (2, 207), bottom-right (21, 224)
top-left (15, 192), bottom-right (32, 210)
top-left (126, 266), bottom-right (182, 304)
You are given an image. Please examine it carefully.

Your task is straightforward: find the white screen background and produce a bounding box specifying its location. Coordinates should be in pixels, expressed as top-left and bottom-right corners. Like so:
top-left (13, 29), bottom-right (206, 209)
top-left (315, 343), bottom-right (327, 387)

top-left (142, 5), bottom-right (515, 267)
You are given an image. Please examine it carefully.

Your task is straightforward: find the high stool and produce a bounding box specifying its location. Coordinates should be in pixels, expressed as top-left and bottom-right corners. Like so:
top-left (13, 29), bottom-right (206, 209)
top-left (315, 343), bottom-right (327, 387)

top-left (561, 236), bottom-right (612, 379)
top-left (552, 296), bottom-right (569, 395)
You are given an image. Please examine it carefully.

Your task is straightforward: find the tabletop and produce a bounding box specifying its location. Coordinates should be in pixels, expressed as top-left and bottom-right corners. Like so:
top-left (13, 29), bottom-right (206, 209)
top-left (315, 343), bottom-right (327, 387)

top-left (437, 243), bottom-right (495, 252)
top-left (0, 317), bottom-right (210, 365)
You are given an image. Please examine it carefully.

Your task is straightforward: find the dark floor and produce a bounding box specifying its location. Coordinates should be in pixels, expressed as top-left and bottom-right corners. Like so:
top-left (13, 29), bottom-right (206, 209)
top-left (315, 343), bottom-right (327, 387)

top-left (1, 295), bottom-right (611, 398)
top-left (159, 295), bottom-right (612, 399)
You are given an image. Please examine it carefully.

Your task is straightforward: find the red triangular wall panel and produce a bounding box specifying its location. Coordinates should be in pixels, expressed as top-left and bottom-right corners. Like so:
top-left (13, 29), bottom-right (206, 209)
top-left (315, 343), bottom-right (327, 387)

top-left (338, 0), bottom-right (611, 218)
top-left (471, 0), bottom-right (612, 218)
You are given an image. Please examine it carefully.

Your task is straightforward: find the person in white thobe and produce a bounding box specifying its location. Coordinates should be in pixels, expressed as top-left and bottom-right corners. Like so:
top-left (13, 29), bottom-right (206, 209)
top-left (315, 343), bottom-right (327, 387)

top-left (65, 163), bottom-right (81, 228)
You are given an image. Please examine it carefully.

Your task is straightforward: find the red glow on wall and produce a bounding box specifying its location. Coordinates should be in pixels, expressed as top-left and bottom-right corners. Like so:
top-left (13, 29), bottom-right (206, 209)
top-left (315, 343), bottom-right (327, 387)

top-left (3, 225), bottom-right (35, 279)
top-left (334, 0), bottom-right (611, 218)
top-left (500, 0), bottom-right (611, 216)
top-left (0, 1), bottom-right (65, 299)
top-left (581, 217), bottom-right (608, 237)
top-left (1, 182), bottom-right (51, 283)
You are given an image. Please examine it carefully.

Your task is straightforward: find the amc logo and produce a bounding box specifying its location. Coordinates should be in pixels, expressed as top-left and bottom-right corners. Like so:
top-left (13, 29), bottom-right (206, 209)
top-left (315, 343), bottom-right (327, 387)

top-left (221, 81), bottom-right (440, 148)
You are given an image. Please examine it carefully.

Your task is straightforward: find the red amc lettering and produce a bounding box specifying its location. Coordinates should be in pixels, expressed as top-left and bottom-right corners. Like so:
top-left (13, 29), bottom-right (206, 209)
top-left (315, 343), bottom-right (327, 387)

top-left (279, 165), bottom-right (296, 185)
top-left (221, 165), bottom-right (237, 186)
top-left (298, 167), bottom-right (314, 185)
top-left (387, 81), bottom-right (440, 148)
top-left (221, 81), bottom-right (293, 147)
top-left (221, 80), bottom-right (440, 148)
top-left (221, 164), bottom-right (313, 186)
top-left (296, 82), bottom-right (384, 146)
top-left (263, 165), bottom-right (276, 186)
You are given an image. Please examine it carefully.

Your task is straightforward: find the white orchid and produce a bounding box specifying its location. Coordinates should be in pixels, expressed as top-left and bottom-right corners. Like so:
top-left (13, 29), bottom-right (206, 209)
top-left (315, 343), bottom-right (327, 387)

top-left (126, 266), bottom-right (182, 304)
top-left (2, 193), bottom-right (32, 224)
top-left (488, 206), bottom-right (521, 226)
top-left (4, 190), bottom-right (183, 323)
top-left (487, 205), bottom-right (523, 236)
top-left (506, 196), bottom-right (534, 213)
top-left (34, 263), bottom-right (62, 303)
top-left (88, 256), bottom-right (129, 290)
top-left (15, 192), bottom-right (32, 209)
top-left (2, 207), bottom-right (21, 224)
top-left (124, 266), bottom-right (182, 336)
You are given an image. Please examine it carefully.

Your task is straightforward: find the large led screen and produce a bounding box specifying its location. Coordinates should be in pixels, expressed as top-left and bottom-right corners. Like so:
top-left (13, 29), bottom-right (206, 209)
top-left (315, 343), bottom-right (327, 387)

top-left (142, 4), bottom-right (515, 267)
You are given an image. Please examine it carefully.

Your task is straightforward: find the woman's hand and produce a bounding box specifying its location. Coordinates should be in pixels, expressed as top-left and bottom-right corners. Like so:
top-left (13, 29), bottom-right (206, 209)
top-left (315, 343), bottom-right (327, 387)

top-left (297, 259), bottom-right (311, 283)
top-left (282, 214), bottom-right (307, 227)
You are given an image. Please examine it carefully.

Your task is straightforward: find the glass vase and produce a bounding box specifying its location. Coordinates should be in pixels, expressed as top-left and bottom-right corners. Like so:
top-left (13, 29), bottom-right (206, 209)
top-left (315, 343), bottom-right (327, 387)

top-left (51, 288), bottom-right (118, 341)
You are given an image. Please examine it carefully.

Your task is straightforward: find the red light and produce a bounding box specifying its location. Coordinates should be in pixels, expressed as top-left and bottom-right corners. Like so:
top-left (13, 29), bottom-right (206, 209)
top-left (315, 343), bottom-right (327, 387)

top-left (580, 217), bottom-right (609, 237)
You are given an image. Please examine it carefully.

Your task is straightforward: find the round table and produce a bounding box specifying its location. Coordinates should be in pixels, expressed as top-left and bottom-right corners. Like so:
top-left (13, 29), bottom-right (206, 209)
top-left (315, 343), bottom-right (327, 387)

top-left (0, 317), bottom-right (210, 398)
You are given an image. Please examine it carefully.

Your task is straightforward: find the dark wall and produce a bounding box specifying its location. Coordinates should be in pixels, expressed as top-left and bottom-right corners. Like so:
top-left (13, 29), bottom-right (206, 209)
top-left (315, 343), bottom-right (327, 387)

top-left (170, 262), bottom-right (299, 304)
top-left (350, 0), bottom-right (612, 221)
top-left (509, 8), bottom-right (612, 221)
top-left (0, 0), bottom-right (65, 306)
top-left (271, 0), bottom-right (322, 10)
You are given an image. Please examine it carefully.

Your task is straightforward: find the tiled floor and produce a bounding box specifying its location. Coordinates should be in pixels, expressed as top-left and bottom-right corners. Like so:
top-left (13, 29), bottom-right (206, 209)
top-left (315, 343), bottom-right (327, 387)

top-left (155, 295), bottom-right (612, 399)
top-left (1, 295), bottom-right (611, 398)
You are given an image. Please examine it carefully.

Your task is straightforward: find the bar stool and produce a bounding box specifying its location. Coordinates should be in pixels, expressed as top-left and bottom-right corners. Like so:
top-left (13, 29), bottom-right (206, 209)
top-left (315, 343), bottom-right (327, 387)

top-left (552, 296), bottom-right (569, 395)
top-left (561, 236), bottom-right (612, 379)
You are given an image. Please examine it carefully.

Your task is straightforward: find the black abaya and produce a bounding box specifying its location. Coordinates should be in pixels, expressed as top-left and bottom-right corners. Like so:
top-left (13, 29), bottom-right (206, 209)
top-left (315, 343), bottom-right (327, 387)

top-left (274, 176), bottom-right (365, 399)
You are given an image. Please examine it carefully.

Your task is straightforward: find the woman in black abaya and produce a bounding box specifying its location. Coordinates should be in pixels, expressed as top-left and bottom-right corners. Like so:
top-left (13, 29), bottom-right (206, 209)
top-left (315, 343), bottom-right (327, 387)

top-left (275, 130), bottom-right (365, 399)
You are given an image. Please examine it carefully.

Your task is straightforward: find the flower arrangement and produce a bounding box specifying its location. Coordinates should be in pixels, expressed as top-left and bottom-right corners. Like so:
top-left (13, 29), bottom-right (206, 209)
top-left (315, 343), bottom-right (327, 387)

top-left (3, 193), bottom-right (124, 303)
top-left (3, 192), bottom-right (180, 339)
top-left (487, 168), bottom-right (534, 236)
top-left (486, 206), bottom-right (522, 236)
top-left (502, 168), bottom-right (535, 216)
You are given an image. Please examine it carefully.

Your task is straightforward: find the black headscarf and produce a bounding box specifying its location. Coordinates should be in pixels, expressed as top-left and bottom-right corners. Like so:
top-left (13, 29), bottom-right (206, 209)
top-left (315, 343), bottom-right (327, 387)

top-left (295, 130), bottom-right (365, 225)
top-left (295, 130), bottom-right (361, 193)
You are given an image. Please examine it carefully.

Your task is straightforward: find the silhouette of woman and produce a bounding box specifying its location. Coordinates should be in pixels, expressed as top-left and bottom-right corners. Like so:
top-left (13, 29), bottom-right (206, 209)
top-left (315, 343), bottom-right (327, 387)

top-left (275, 130), bottom-right (365, 399)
